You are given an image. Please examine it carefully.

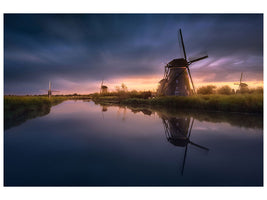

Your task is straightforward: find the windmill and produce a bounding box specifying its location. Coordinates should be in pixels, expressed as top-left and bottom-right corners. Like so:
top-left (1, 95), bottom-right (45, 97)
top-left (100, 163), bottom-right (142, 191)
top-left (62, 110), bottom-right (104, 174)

top-left (234, 72), bottom-right (248, 92)
top-left (101, 105), bottom-right (108, 120)
top-left (42, 81), bottom-right (60, 98)
top-left (100, 80), bottom-right (108, 94)
top-left (161, 116), bottom-right (209, 175)
top-left (157, 29), bottom-right (208, 96)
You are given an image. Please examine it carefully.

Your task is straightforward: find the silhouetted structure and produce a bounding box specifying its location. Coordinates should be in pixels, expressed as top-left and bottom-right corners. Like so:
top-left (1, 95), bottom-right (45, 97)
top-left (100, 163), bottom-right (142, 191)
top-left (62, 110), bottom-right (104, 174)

top-left (102, 106), bottom-right (108, 112)
top-left (234, 72), bottom-right (248, 93)
top-left (160, 115), bottom-right (209, 175)
top-left (157, 29), bottom-right (208, 96)
top-left (43, 81), bottom-right (59, 98)
top-left (100, 80), bottom-right (108, 94)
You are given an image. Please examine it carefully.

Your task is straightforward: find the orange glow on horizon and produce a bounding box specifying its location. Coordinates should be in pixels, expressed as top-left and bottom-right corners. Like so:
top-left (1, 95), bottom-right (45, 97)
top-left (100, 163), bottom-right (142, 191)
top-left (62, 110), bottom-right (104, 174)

top-left (54, 75), bottom-right (263, 95)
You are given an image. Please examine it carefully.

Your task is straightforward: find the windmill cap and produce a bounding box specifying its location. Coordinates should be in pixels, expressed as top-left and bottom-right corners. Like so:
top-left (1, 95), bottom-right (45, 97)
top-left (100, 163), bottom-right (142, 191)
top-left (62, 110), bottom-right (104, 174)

top-left (168, 138), bottom-right (189, 147)
top-left (167, 58), bottom-right (188, 68)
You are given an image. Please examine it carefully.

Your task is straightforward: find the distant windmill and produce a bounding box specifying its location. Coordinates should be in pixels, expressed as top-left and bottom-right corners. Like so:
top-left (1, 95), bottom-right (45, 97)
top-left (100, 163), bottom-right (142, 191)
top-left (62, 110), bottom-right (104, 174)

top-left (234, 72), bottom-right (248, 91)
top-left (42, 81), bottom-right (60, 98)
top-left (101, 105), bottom-right (108, 120)
top-left (162, 116), bottom-right (209, 175)
top-left (157, 29), bottom-right (208, 96)
top-left (100, 80), bottom-right (108, 94)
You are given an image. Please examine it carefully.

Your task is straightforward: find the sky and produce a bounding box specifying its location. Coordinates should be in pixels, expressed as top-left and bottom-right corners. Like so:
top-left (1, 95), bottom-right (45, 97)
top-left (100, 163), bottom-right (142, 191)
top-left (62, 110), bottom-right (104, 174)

top-left (4, 14), bottom-right (263, 95)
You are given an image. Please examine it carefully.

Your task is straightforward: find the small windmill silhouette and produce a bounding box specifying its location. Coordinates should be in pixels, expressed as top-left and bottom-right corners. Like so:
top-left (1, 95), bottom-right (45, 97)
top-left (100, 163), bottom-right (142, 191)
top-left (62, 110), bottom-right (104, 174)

top-left (41, 81), bottom-right (60, 98)
top-left (234, 72), bottom-right (248, 90)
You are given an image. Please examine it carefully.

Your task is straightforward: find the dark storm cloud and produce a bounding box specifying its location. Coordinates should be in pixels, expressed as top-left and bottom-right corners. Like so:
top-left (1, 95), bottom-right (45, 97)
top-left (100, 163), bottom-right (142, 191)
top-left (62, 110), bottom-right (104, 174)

top-left (4, 14), bottom-right (263, 94)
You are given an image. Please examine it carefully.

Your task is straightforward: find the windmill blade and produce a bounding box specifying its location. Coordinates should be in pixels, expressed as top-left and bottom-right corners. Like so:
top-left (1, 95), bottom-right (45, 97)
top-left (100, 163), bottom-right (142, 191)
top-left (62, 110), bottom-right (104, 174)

top-left (188, 118), bottom-right (194, 138)
top-left (100, 80), bottom-right (104, 93)
top-left (241, 83), bottom-right (248, 87)
top-left (181, 117), bottom-right (195, 175)
top-left (187, 68), bottom-right (196, 94)
top-left (162, 119), bottom-right (171, 139)
top-left (179, 29), bottom-right (187, 60)
top-left (181, 143), bottom-right (188, 175)
top-left (51, 90), bottom-right (60, 92)
top-left (189, 141), bottom-right (209, 151)
top-left (240, 72), bottom-right (243, 83)
top-left (189, 55), bottom-right (208, 64)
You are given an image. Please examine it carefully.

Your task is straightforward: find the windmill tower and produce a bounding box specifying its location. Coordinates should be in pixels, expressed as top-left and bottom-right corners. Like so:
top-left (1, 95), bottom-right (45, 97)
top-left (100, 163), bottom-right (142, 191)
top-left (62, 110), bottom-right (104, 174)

top-left (234, 72), bottom-right (248, 93)
top-left (100, 80), bottom-right (108, 94)
top-left (157, 29), bottom-right (208, 96)
top-left (161, 116), bottom-right (209, 175)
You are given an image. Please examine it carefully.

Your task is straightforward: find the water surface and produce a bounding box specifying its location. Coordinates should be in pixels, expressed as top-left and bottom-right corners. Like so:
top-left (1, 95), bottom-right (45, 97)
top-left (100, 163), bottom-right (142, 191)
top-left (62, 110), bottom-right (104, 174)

top-left (4, 100), bottom-right (263, 186)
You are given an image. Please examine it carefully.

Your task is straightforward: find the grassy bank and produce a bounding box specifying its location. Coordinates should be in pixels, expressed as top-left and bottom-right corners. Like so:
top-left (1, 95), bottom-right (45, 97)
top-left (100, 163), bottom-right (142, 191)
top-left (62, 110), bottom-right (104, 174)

top-left (92, 93), bottom-right (263, 114)
top-left (4, 96), bottom-right (68, 129)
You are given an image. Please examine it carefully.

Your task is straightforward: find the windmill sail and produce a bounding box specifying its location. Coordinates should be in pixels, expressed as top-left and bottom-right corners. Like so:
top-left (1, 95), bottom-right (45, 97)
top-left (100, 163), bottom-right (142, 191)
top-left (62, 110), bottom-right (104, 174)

top-left (189, 55), bottom-right (208, 64)
top-left (240, 72), bottom-right (243, 83)
top-left (179, 29), bottom-right (187, 60)
top-left (187, 68), bottom-right (196, 94)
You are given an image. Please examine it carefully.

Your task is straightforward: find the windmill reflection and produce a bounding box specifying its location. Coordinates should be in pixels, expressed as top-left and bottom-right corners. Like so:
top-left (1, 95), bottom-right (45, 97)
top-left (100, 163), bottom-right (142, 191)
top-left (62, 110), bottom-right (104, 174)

top-left (102, 106), bottom-right (108, 112)
top-left (101, 106), bottom-right (108, 119)
top-left (161, 115), bottom-right (209, 175)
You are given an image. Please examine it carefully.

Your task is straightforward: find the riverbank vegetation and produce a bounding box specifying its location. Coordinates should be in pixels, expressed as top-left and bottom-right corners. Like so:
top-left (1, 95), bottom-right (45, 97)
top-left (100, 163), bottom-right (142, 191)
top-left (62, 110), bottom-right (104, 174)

top-left (197, 85), bottom-right (263, 95)
top-left (4, 96), bottom-right (69, 129)
top-left (4, 85), bottom-right (263, 128)
top-left (92, 86), bottom-right (263, 114)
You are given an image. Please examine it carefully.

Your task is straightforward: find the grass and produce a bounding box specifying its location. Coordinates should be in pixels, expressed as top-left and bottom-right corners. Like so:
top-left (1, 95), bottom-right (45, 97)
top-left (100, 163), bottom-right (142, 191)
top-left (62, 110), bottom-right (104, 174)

top-left (4, 96), bottom-right (69, 130)
top-left (92, 93), bottom-right (263, 114)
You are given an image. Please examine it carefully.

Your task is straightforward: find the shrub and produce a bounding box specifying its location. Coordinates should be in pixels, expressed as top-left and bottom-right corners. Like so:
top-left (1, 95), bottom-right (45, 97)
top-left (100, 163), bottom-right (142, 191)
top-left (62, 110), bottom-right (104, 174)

top-left (197, 85), bottom-right (217, 95)
top-left (249, 87), bottom-right (263, 94)
top-left (217, 85), bottom-right (232, 95)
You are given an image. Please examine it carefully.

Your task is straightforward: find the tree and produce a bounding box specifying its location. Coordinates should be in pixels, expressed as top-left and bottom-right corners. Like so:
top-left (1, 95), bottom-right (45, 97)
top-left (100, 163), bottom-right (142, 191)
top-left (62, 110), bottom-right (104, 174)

top-left (116, 83), bottom-right (128, 92)
top-left (121, 83), bottom-right (128, 92)
top-left (197, 85), bottom-right (217, 95)
top-left (217, 85), bottom-right (232, 95)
